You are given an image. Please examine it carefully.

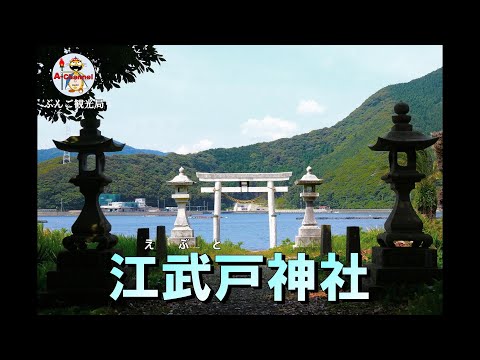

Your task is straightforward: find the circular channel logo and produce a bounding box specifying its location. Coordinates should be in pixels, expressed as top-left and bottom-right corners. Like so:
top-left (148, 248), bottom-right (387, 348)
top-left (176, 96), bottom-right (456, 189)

top-left (52, 53), bottom-right (95, 97)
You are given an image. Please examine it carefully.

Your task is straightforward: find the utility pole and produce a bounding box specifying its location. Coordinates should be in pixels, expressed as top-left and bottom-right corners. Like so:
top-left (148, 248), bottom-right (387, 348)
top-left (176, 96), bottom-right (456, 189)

top-left (157, 196), bottom-right (159, 210)
top-left (62, 124), bottom-right (71, 164)
top-left (60, 198), bottom-right (64, 212)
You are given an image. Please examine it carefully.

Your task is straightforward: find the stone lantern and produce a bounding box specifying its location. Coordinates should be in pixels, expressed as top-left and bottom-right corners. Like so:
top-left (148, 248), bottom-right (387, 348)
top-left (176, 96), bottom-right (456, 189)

top-left (365, 102), bottom-right (441, 296)
top-left (369, 102), bottom-right (438, 248)
top-left (47, 110), bottom-right (125, 303)
top-left (167, 167), bottom-right (196, 247)
top-left (294, 166), bottom-right (323, 247)
top-left (52, 112), bottom-right (125, 251)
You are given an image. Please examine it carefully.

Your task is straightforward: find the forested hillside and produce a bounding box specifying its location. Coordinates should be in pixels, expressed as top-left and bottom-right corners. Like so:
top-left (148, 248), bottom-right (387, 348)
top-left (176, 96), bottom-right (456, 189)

top-left (38, 68), bottom-right (442, 210)
top-left (37, 145), bottom-right (167, 163)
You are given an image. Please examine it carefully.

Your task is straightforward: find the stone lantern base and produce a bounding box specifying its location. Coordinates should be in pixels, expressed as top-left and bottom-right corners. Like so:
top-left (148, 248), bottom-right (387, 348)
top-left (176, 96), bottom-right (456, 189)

top-left (362, 247), bottom-right (443, 299)
top-left (46, 248), bottom-right (129, 305)
top-left (168, 228), bottom-right (196, 248)
top-left (294, 225), bottom-right (322, 247)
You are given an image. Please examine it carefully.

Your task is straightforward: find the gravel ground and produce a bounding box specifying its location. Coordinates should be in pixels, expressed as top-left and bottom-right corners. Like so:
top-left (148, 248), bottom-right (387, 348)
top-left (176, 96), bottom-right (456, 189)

top-left (114, 266), bottom-right (400, 315)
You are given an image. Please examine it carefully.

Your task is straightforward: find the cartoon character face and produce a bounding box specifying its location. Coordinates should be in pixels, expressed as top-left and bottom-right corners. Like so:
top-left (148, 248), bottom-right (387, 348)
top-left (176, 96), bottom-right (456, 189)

top-left (69, 57), bottom-right (83, 71)
top-left (69, 78), bottom-right (83, 91)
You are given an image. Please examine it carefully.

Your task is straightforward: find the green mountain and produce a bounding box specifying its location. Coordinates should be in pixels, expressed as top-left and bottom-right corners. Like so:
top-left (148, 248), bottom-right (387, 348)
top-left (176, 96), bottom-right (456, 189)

top-left (38, 68), bottom-right (442, 210)
top-left (37, 145), bottom-right (167, 163)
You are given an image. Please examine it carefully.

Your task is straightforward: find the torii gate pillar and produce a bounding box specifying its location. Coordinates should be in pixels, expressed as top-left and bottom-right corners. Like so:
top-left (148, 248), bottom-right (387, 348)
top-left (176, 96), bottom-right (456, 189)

top-left (267, 180), bottom-right (276, 248)
top-left (213, 181), bottom-right (222, 244)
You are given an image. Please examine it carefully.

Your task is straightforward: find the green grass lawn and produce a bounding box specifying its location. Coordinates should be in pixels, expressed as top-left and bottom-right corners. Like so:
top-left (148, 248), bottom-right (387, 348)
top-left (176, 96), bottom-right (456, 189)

top-left (37, 216), bottom-right (443, 315)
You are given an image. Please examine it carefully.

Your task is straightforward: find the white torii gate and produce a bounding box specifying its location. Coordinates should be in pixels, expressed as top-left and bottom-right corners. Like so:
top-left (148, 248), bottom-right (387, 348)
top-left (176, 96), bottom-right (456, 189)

top-left (196, 172), bottom-right (292, 248)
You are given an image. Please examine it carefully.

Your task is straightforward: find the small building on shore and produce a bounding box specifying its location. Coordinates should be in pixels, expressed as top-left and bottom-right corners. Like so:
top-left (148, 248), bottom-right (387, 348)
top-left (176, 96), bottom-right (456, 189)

top-left (99, 193), bottom-right (121, 206)
top-left (135, 198), bottom-right (146, 208)
top-left (233, 203), bottom-right (268, 212)
top-left (101, 198), bottom-right (146, 212)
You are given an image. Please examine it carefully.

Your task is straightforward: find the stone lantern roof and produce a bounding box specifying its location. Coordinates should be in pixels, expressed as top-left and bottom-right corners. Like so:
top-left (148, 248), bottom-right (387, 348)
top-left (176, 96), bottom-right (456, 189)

top-left (167, 167), bottom-right (195, 186)
top-left (369, 102), bottom-right (438, 152)
top-left (295, 166), bottom-right (323, 186)
top-left (53, 112), bottom-right (124, 153)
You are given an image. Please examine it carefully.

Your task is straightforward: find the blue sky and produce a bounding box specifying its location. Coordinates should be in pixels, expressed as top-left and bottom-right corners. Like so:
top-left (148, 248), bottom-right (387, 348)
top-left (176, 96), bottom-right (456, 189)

top-left (38, 45), bottom-right (442, 153)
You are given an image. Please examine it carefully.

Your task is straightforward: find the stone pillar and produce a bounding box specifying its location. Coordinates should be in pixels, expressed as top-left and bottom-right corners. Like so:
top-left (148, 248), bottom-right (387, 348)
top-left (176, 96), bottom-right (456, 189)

top-left (320, 224), bottom-right (332, 255)
top-left (267, 180), bottom-right (277, 248)
top-left (213, 181), bottom-right (222, 244)
top-left (136, 228), bottom-right (150, 285)
top-left (170, 193), bottom-right (195, 247)
top-left (346, 226), bottom-right (361, 266)
top-left (174, 197), bottom-right (189, 227)
top-left (155, 226), bottom-right (167, 263)
top-left (295, 198), bottom-right (322, 247)
top-left (302, 195), bottom-right (317, 226)
top-left (136, 228), bottom-right (150, 257)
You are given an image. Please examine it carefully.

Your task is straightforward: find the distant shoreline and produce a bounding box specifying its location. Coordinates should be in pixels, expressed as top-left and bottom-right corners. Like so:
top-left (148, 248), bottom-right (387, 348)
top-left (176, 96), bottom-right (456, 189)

top-left (37, 208), bottom-right (399, 217)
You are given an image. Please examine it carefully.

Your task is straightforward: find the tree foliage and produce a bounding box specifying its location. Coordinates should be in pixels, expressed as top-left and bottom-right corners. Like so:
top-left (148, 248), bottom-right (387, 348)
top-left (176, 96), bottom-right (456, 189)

top-left (431, 130), bottom-right (443, 208)
top-left (37, 45), bottom-right (166, 123)
top-left (413, 149), bottom-right (441, 219)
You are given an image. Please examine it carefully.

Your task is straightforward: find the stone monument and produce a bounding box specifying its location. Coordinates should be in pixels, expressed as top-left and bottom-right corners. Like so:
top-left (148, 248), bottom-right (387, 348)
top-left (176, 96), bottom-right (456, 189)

top-left (364, 102), bottom-right (442, 296)
top-left (47, 111), bottom-right (126, 303)
top-left (167, 167), bottom-right (196, 247)
top-left (294, 166), bottom-right (323, 247)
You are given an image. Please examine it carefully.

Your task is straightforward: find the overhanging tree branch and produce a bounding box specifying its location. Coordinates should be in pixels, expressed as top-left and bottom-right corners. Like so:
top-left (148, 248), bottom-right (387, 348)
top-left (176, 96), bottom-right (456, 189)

top-left (37, 45), bottom-right (166, 123)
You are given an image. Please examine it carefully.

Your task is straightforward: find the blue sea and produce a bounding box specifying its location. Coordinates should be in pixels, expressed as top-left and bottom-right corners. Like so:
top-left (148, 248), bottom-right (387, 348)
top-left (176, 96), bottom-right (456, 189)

top-left (35, 211), bottom-right (413, 250)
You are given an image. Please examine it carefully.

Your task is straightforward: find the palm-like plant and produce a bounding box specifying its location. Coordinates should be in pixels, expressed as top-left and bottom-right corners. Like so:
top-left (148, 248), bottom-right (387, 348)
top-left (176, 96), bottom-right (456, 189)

top-left (431, 131), bottom-right (443, 208)
top-left (413, 148), bottom-right (442, 219)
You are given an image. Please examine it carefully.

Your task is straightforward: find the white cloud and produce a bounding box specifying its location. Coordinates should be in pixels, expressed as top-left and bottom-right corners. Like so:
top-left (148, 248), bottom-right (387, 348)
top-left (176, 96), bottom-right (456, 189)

top-left (240, 116), bottom-right (298, 141)
top-left (297, 99), bottom-right (326, 114)
top-left (176, 139), bottom-right (213, 155)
